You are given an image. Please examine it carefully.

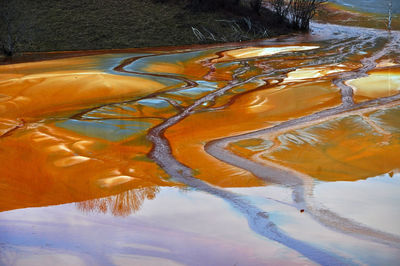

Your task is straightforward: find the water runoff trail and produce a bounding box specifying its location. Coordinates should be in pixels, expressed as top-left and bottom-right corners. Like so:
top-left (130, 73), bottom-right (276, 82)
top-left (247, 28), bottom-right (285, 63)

top-left (73, 23), bottom-right (400, 265)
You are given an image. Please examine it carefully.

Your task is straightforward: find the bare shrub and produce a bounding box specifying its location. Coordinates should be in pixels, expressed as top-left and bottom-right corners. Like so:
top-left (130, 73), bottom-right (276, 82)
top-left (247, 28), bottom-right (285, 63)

top-left (270, 0), bottom-right (289, 18)
top-left (288, 0), bottom-right (324, 30)
top-left (269, 0), bottom-right (324, 30)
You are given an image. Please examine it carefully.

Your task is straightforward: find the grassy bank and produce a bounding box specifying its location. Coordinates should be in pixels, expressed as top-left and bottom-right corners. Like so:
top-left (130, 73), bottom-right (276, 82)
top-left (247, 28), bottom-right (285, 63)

top-left (0, 0), bottom-right (294, 55)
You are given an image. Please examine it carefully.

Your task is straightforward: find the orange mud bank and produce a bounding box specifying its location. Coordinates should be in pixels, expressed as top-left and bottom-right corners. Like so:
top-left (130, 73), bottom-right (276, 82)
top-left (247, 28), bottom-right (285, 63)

top-left (0, 36), bottom-right (399, 208)
top-left (0, 44), bottom-right (345, 210)
top-left (0, 56), bottom-right (173, 212)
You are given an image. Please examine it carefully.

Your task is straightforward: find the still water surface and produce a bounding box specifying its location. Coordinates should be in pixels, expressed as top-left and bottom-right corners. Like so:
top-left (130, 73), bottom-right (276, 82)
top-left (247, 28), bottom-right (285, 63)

top-left (329, 0), bottom-right (400, 14)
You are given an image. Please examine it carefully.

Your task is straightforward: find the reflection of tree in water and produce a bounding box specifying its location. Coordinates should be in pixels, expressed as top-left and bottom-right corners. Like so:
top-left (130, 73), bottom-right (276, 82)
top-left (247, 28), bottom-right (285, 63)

top-left (76, 186), bottom-right (160, 217)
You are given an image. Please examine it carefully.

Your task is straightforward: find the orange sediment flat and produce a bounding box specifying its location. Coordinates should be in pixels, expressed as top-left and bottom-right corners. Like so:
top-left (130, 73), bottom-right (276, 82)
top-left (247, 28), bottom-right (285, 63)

top-left (0, 41), bottom-right (398, 212)
top-left (266, 114), bottom-right (400, 181)
top-left (283, 64), bottom-right (350, 83)
top-left (165, 110), bottom-right (269, 188)
top-left (213, 46), bottom-right (320, 62)
top-left (0, 122), bottom-right (171, 212)
top-left (222, 65), bottom-right (400, 183)
top-left (0, 56), bottom-right (99, 76)
top-left (166, 79), bottom-right (342, 187)
top-left (143, 53), bottom-right (212, 80)
top-left (228, 138), bottom-right (272, 158)
top-left (0, 70), bottom-right (165, 121)
top-left (0, 55), bottom-right (175, 212)
top-left (228, 110), bottom-right (400, 182)
top-left (347, 68), bottom-right (400, 101)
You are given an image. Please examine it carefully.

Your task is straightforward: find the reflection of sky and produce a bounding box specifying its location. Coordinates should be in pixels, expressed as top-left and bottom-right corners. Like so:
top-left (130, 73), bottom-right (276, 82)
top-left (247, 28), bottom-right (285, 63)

top-left (0, 188), bottom-right (310, 266)
top-left (137, 98), bottom-right (171, 108)
top-left (2, 184), bottom-right (400, 265)
top-left (229, 178), bottom-right (400, 265)
top-left (315, 173), bottom-right (400, 235)
top-left (56, 119), bottom-right (153, 142)
top-left (167, 85), bottom-right (216, 97)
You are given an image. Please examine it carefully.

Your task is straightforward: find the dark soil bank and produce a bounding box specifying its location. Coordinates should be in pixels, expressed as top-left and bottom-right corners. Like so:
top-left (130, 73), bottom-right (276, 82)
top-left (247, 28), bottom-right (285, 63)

top-left (0, 0), bottom-right (294, 53)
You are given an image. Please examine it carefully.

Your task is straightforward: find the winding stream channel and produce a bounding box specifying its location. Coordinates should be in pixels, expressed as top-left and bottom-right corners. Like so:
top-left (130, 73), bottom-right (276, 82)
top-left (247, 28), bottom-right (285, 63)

top-left (1, 6), bottom-right (400, 266)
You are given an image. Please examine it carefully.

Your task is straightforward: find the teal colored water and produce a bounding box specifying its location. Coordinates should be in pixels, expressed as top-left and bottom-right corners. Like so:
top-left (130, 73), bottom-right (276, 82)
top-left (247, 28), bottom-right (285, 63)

top-left (329, 0), bottom-right (399, 14)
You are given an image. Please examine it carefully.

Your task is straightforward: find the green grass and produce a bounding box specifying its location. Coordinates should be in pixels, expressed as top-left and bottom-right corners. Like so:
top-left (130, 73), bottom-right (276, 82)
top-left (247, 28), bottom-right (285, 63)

top-left (0, 0), bottom-right (294, 53)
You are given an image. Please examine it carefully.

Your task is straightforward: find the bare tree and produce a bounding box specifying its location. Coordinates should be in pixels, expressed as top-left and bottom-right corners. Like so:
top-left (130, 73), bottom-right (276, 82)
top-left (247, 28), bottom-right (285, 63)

top-left (387, 0), bottom-right (393, 31)
top-left (269, 0), bottom-right (324, 30)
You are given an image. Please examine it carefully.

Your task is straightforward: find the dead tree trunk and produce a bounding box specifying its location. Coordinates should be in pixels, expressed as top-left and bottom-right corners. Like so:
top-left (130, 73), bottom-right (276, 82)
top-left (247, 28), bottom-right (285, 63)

top-left (388, 0), bottom-right (393, 31)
